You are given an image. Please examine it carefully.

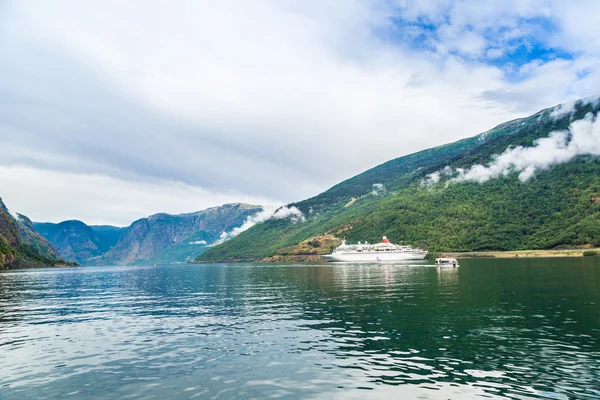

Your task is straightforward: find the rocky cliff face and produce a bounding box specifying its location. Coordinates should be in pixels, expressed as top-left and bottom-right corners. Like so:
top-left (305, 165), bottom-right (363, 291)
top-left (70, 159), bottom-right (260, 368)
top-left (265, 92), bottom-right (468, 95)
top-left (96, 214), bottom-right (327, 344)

top-left (0, 197), bottom-right (63, 269)
top-left (0, 199), bottom-right (19, 268)
top-left (97, 203), bottom-right (262, 265)
top-left (34, 221), bottom-right (125, 264)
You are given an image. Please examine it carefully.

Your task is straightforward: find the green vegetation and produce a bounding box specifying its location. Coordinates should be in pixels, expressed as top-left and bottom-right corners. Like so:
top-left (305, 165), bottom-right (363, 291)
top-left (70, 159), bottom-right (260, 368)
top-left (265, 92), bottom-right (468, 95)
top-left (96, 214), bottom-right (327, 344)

top-left (583, 250), bottom-right (599, 257)
top-left (15, 242), bottom-right (61, 265)
top-left (34, 204), bottom-right (261, 265)
top-left (0, 234), bottom-right (12, 254)
top-left (100, 203), bottom-right (262, 265)
top-left (198, 99), bottom-right (600, 262)
top-left (0, 198), bottom-right (64, 269)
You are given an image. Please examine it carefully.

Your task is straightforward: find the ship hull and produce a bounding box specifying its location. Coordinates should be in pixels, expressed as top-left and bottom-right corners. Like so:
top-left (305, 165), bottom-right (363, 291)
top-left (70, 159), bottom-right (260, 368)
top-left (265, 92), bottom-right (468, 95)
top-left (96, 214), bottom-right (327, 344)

top-left (323, 251), bottom-right (427, 262)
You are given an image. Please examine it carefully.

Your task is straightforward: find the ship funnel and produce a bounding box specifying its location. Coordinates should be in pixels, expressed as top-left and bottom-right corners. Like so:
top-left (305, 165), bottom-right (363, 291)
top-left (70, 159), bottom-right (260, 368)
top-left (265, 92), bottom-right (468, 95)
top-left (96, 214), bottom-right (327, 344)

top-left (382, 236), bottom-right (390, 244)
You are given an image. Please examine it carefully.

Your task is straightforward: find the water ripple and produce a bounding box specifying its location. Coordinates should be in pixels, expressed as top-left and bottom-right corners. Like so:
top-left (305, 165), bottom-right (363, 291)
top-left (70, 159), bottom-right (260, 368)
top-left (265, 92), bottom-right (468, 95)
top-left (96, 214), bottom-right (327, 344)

top-left (0, 260), bottom-right (599, 399)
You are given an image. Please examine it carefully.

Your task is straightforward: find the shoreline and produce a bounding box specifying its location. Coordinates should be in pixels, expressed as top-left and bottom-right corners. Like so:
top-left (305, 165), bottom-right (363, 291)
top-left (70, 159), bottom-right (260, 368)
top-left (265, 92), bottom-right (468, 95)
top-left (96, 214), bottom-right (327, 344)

top-left (197, 248), bottom-right (600, 264)
top-left (0, 261), bottom-right (79, 271)
top-left (441, 248), bottom-right (600, 259)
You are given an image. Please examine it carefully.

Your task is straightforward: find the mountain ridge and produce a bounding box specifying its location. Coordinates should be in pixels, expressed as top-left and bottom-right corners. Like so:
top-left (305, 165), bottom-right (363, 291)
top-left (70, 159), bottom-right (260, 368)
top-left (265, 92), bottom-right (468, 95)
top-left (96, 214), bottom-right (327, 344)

top-left (101, 203), bottom-right (262, 265)
top-left (198, 96), bottom-right (600, 262)
top-left (36, 203), bottom-right (263, 265)
top-left (33, 220), bottom-right (125, 264)
top-left (0, 197), bottom-right (65, 269)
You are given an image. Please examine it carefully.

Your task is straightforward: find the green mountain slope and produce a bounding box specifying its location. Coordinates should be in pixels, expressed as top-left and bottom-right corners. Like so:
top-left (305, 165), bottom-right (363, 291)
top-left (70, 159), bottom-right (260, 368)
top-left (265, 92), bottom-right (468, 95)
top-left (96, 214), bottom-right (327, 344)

top-left (199, 98), bottom-right (600, 262)
top-left (100, 203), bottom-right (262, 265)
top-left (33, 221), bottom-right (125, 264)
top-left (0, 198), bottom-right (64, 269)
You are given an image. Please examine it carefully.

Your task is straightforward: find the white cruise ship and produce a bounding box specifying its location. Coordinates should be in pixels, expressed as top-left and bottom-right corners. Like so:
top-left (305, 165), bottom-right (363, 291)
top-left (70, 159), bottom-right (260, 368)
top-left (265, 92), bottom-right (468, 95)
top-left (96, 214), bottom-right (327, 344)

top-left (323, 236), bottom-right (427, 262)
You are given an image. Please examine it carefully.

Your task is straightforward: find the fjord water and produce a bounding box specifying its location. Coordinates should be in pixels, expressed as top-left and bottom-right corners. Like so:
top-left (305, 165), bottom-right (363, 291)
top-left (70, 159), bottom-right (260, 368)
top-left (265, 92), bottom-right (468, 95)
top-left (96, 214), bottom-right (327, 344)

top-left (1, 260), bottom-right (598, 399)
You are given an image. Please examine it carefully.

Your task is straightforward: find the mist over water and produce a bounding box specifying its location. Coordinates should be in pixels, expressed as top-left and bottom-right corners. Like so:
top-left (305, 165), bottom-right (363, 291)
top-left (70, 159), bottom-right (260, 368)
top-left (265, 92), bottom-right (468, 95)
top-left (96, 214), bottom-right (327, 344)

top-left (0, 260), bottom-right (599, 399)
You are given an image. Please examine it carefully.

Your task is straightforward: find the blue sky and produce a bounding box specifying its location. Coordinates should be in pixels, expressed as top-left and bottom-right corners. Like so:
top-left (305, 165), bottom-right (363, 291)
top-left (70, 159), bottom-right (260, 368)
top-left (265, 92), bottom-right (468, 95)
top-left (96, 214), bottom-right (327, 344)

top-left (1, 0), bottom-right (599, 225)
top-left (394, 17), bottom-right (568, 64)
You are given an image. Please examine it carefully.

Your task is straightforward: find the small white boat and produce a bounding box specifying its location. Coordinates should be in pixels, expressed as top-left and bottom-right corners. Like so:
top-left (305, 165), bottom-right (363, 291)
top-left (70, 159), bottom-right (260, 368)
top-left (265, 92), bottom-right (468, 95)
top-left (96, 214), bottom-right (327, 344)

top-left (323, 236), bottom-right (428, 262)
top-left (435, 258), bottom-right (459, 267)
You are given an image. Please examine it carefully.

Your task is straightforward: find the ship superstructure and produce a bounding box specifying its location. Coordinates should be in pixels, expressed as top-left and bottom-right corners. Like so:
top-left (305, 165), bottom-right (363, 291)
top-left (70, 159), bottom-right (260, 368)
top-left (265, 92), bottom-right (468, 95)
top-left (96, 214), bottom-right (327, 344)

top-left (323, 236), bottom-right (427, 262)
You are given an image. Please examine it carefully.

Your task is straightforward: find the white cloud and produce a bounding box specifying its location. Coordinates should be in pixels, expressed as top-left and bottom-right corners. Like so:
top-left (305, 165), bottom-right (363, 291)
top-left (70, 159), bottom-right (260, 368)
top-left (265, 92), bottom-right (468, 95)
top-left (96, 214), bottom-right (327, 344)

top-left (0, 166), bottom-right (274, 226)
top-left (453, 112), bottom-right (600, 183)
top-left (550, 95), bottom-right (600, 119)
top-left (371, 183), bottom-right (386, 196)
top-left (486, 48), bottom-right (504, 59)
top-left (420, 166), bottom-right (453, 187)
top-left (215, 205), bottom-right (304, 244)
top-left (421, 172), bottom-right (441, 187)
top-left (189, 240), bottom-right (207, 245)
top-left (1, 1), bottom-right (600, 224)
top-left (436, 24), bottom-right (487, 57)
top-left (7, 208), bottom-right (21, 221)
top-left (271, 206), bottom-right (305, 221)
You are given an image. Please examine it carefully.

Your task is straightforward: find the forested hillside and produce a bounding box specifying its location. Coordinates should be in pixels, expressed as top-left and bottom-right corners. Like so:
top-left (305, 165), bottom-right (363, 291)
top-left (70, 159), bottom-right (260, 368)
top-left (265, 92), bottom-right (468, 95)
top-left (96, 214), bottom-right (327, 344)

top-left (0, 198), bottom-right (64, 269)
top-left (199, 97), bottom-right (600, 261)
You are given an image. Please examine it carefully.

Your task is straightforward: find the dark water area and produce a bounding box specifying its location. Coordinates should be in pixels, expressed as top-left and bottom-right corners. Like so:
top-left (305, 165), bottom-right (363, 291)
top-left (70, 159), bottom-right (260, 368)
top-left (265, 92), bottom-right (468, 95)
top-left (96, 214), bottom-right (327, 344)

top-left (0, 259), bottom-right (598, 399)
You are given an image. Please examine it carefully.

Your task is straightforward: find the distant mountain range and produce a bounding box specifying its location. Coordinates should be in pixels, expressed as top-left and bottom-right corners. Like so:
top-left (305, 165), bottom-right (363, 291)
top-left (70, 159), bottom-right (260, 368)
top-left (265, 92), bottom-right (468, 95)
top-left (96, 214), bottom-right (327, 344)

top-left (34, 203), bottom-right (262, 265)
top-left (33, 221), bottom-right (125, 264)
top-left (9, 96), bottom-right (600, 267)
top-left (0, 197), bottom-right (65, 269)
top-left (198, 96), bottom-right (600, 262)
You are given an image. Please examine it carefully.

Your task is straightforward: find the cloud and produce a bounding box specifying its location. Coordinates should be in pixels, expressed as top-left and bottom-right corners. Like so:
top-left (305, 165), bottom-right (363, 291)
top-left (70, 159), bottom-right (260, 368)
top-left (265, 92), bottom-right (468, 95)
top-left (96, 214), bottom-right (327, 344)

top-left (371, 183), bottom-right (386, 196)
top-left (451, 112), bottom-right (600, 183)
top-left (435, 24), bottom-right (487, 57)
top-left (2, 1), bottom-right (600, 224)
top-left (6, 208), bottom-right (21, 221)
top-left (421, 172), bottom-right (440, 187)
top-left (421, 166), bottom-right (453, 186)
top-left (0, 166), bottom-right (274, 226)
top-left (215, 206), bottom-right (304, 244)
top-left (189, 240), bottom-right (207, 245)
top-left (550, 95), bottom-right (600, 119)
top-left (271, 206), bottom-right (305, 221)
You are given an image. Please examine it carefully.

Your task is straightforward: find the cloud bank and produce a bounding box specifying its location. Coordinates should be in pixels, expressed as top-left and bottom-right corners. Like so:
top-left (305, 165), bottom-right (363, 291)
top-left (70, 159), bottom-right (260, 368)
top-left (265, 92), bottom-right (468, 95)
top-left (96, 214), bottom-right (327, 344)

top-left (215, 206), bottom-right (304, 244)
top-left (549, 95), bottom-right (600, 120)
top-left (455, 113), bottom-right (600, 183)
top-left (422, 112), bottom-right (600, 185)
top-left (2, 1), bottom-right (600, 224)
top-left (0, 166), bottom-right (273, 226)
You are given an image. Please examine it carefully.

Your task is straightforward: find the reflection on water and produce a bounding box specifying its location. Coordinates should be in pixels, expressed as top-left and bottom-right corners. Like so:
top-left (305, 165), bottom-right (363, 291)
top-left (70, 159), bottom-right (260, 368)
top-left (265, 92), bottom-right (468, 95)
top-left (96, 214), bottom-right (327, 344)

top-left (0, 259), bottom-right (598, 399)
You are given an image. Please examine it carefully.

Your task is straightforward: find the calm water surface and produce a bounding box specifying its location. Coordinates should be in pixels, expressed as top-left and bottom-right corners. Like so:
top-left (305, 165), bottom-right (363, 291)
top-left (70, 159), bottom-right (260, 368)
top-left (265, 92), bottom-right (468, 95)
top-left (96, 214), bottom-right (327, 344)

top-left (0, 259), bottom-right (599, 399)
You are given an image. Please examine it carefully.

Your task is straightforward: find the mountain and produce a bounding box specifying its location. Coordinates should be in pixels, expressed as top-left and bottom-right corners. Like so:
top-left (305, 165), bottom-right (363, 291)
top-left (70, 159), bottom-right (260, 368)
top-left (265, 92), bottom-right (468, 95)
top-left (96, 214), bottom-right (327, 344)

top-left (99, 203), bottom-right (262, 265)
top-left (198, 97), bottom-right (600, 262)
top-left (33, 221), bottom-right (125, 264)
top-left (0, 197), bottom-right (64, 269)
top-left (87, 225), bottom-right (125, 252)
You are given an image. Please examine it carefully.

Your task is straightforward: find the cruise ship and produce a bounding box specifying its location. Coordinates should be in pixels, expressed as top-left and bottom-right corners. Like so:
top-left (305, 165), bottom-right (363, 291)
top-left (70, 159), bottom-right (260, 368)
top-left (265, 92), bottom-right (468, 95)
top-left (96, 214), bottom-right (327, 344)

top-left (323, 236), bottom-right (428, 262)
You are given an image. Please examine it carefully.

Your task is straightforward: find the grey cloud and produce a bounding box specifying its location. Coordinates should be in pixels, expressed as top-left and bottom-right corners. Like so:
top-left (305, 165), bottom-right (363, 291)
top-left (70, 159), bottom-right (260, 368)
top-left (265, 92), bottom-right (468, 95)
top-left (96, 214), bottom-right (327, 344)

top-left (0, 42), bottom-right (325, 201)
top-left (2, 0), bottom-right (600, 225)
